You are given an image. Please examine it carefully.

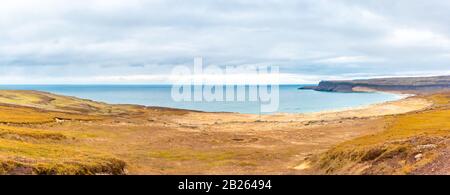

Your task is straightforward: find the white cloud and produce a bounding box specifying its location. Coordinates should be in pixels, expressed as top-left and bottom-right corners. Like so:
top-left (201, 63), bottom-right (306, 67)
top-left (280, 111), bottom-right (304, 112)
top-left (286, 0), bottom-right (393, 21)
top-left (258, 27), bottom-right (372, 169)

top-left (0, 0), bottom-right (449, 84)
top-left (385, 28), bottom-right (450, 48)
top-left (315, 56), bottom-right (383, 64)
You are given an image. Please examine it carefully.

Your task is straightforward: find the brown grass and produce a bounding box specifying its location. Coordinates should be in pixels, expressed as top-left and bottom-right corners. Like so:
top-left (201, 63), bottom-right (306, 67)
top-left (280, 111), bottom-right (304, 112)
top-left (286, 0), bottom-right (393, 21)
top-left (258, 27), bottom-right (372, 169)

top-left (312, 92), bottom-right (450, 174)
top-left (0, 89), bottom-right (444, 175)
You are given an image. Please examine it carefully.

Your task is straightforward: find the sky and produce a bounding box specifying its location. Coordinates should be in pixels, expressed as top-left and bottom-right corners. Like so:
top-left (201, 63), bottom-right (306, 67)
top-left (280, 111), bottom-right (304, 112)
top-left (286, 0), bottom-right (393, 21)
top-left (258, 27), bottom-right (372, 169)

top-left (0, 0), bottom-right (449, 84)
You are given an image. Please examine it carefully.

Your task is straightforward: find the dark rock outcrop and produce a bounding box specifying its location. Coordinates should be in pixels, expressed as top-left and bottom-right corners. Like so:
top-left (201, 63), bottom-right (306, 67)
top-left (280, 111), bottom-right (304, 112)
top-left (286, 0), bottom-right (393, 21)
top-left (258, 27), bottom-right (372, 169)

top-left (298, 85), bottom-right (317, 90)
top-left (300, 75), bottom-right (450, 92)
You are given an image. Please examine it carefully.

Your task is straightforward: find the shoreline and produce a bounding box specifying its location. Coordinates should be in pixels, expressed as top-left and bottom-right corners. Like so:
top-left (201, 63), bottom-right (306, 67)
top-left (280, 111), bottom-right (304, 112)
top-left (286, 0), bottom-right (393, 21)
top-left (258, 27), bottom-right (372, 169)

top-left (182, 91), bottom-right (419, 117)
top-left (0, 88), bottom-right (431, 125)
top-left (0, 85), bottom-right (410, 116)
top-left (271, 91), bottom-right (415, 116)
top-left (296, 91), bottom-right (422, 117)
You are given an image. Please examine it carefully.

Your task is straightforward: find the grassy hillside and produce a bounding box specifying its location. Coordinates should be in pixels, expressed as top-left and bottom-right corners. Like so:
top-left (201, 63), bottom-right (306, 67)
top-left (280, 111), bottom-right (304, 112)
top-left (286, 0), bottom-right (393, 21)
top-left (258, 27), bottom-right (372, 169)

top-left (312, 92), bottom-right (450, 174)
top-left (0, 90), bottom-right (128, 174)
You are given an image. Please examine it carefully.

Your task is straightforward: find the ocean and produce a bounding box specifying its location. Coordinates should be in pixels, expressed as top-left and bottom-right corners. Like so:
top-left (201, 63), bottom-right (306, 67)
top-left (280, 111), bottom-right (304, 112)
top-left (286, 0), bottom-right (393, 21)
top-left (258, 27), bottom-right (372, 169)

top-left (0, 85), bottom-right (402, 114)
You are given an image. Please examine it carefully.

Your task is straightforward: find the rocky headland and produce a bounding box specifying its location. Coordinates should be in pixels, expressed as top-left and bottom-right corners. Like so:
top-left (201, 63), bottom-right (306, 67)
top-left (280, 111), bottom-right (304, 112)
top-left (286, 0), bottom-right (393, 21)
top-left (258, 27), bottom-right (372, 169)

top-left (300, 75), bottom-right (450, 93)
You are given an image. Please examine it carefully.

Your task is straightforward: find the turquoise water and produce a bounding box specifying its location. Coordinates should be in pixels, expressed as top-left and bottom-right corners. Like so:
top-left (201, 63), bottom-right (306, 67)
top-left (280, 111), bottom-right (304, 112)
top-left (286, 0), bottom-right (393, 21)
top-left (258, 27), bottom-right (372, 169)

top-left (0, 85), bottom-right (402, 114)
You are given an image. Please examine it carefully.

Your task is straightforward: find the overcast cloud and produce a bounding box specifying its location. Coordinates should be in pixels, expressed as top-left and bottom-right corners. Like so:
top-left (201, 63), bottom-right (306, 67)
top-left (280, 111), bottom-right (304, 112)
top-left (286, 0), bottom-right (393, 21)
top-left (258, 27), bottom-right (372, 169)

top-left (0, 0), bottom-right (449, 84)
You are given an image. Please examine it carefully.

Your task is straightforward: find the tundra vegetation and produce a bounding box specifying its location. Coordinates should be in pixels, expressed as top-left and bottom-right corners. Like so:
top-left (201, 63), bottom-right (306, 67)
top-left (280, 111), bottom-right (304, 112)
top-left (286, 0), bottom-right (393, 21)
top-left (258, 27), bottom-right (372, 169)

top-left (311, 93), bottom-right (450, 174)
top-left (0, 89), bottom-right (447, 175)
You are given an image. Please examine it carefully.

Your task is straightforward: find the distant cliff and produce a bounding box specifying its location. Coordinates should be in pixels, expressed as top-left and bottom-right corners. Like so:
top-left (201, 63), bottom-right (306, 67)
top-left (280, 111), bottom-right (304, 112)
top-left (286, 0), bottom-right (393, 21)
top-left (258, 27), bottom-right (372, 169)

top-left (299, 75), bottom-right (450, 92)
